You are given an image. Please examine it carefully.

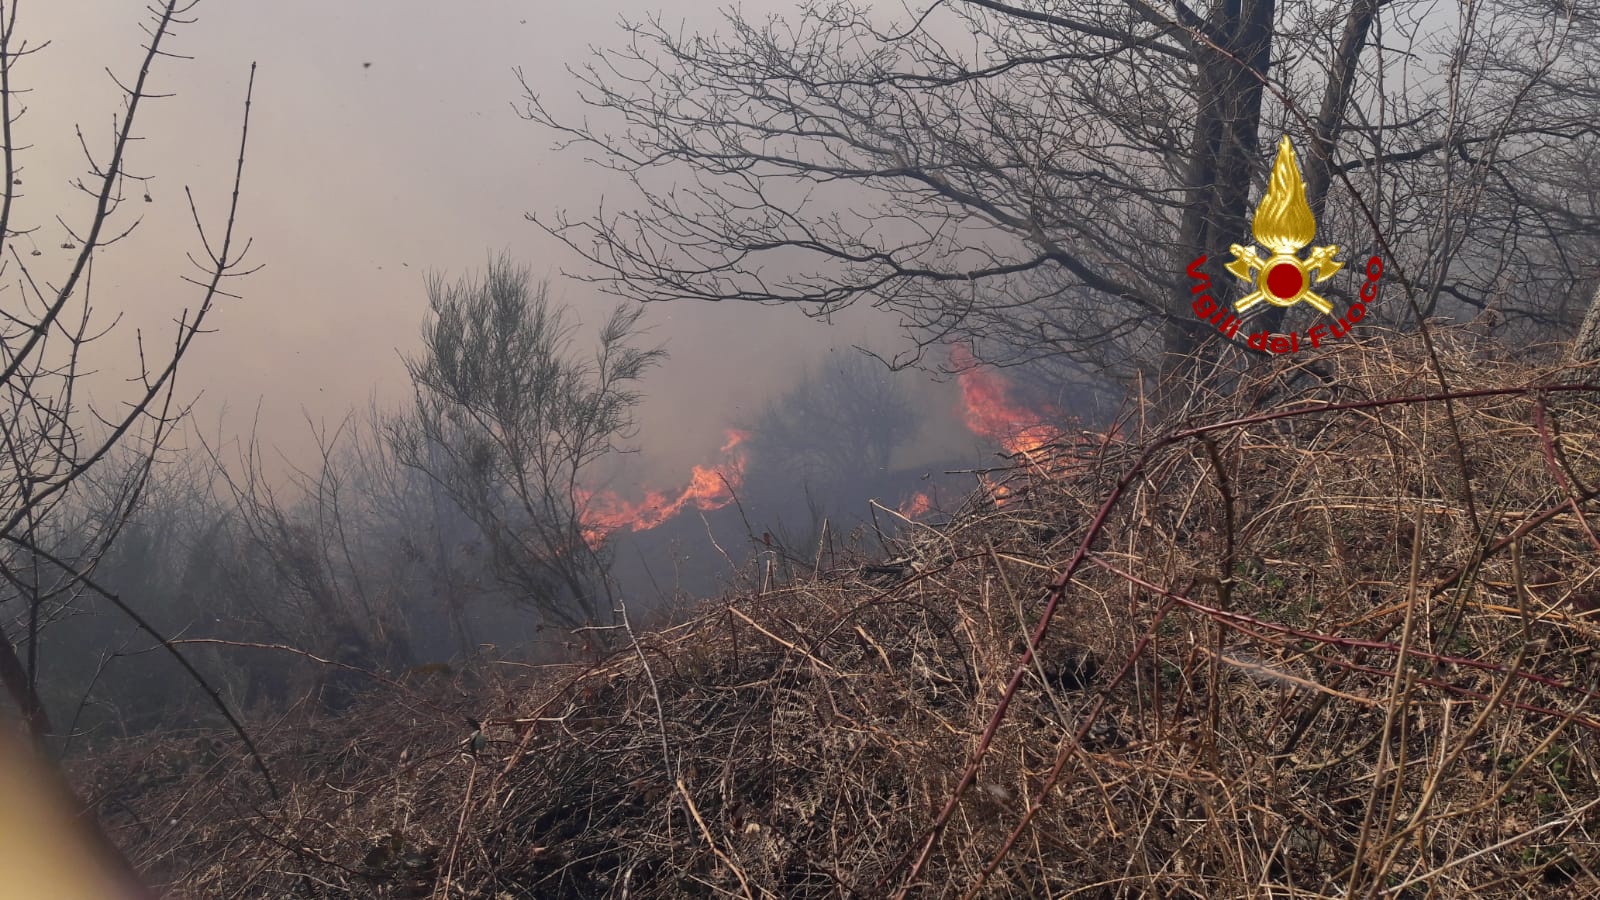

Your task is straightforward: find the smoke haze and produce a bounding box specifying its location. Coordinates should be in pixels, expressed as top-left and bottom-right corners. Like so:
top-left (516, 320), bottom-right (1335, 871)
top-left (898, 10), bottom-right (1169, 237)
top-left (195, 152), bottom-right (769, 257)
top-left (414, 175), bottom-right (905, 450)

top-left (22, 0), bottom-right (997, 496)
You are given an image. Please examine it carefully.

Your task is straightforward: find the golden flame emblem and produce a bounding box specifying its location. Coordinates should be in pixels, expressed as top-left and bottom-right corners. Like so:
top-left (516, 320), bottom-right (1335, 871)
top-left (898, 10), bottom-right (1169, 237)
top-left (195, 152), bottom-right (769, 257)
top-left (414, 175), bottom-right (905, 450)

top-left (1226, 136), bottom-right (1342, 314)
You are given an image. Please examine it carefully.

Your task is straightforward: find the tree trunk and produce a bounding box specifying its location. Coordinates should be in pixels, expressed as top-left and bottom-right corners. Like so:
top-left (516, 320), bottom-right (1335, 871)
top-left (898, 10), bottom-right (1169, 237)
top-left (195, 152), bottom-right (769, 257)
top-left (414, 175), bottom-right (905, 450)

top-left (0, 633), bottom-right (50, 739)
top-left (1572, 282), bottom-right (1600, 364)
top-left (1170, 0), bottom-right (1277, 364)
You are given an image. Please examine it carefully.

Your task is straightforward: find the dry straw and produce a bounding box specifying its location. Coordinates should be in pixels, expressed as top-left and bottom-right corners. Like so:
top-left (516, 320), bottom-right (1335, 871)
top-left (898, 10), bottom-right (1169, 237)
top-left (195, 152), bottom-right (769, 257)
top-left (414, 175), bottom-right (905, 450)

top-left (76, 328), bottom-right (1600, 897)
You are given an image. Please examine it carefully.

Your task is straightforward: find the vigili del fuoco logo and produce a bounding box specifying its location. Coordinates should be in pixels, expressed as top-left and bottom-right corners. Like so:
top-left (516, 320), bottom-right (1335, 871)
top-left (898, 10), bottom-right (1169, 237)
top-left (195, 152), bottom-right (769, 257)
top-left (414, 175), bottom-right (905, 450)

top-left (1187, 136), bottom-right (1382, 354)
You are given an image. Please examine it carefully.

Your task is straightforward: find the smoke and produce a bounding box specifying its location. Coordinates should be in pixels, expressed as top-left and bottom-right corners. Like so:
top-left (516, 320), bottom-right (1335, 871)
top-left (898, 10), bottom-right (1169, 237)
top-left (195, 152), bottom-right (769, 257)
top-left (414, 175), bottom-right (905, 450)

top-left (18, 0), bottom-right (1095, 589)
top-left (21, 0), bottom-right (959, 492)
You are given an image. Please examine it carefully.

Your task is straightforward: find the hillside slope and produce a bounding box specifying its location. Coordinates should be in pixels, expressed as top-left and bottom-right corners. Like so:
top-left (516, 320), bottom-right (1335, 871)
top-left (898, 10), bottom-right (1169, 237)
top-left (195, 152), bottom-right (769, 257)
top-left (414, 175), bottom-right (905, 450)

top-left (76, 329), bottom-right (1600, 898)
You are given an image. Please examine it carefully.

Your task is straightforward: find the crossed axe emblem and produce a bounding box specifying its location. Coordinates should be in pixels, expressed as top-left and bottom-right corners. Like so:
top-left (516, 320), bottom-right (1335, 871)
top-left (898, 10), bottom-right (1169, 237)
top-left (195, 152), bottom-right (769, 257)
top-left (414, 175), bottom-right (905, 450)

top-left (1226, 136), bottom-right (1343, 316)
top-left (1226, 243), bottom-right (1341, 315)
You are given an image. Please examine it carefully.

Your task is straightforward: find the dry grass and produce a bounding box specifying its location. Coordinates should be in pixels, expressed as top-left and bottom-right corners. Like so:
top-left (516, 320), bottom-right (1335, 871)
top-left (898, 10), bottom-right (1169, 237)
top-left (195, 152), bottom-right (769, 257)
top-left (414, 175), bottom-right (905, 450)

top-left (74, 328), bottom-right (1600, 897)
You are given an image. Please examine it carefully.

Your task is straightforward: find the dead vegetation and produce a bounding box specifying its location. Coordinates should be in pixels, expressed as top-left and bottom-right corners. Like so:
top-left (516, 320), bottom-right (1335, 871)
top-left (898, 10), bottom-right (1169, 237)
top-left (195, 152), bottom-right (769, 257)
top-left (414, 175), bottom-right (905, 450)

top-left (74, 328), bottom-right (1600, 897)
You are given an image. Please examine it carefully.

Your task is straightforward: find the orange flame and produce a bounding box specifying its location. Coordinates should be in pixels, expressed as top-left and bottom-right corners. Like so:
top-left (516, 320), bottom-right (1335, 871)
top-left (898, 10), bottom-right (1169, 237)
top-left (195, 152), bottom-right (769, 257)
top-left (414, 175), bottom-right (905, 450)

top-left (897, 348), bottom-right (1082, 519)
top-left (950, 346), bottom-right (1063, 457)
top-left (898, 490), bottom-right (933, 519)
top-left (582, 347), bottom-right (1106, 534)
top-left (580, 429), bottom-right (748, 546)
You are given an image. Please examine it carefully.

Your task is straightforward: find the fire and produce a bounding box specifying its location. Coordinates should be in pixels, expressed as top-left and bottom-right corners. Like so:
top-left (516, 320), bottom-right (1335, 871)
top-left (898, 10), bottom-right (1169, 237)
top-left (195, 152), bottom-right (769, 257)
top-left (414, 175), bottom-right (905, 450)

top-left (947, 345), bottom-right (1113, 514)
top-left (898, 490), bottom-right (933, 519)
top-left (584, 347), bottom-right (1092, 532)
top-left (949, 345), bottom-right (1064, 457)
top-left (580, 429), bottom-right (748, 545)
top-left (892, 347), bottom-right (1085, 520)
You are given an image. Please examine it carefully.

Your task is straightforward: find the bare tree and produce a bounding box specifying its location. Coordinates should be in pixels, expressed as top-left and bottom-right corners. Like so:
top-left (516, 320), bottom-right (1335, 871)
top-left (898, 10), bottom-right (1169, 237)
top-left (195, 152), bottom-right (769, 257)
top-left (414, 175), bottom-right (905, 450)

top-left (1574, 282), bottom-right (1600, 363)
top-left (519, 0), bottom-right (1600, 385)
top-left (743, 352), bottom-right (918, 486)
top-left (196, 415), bottom-right (430, 711)
top-left (388, 254), bottom-right (665, 630)
top-left (0, 1), bottom-right (257, 740)
top-left (336, 406), bottom-right (499, 663)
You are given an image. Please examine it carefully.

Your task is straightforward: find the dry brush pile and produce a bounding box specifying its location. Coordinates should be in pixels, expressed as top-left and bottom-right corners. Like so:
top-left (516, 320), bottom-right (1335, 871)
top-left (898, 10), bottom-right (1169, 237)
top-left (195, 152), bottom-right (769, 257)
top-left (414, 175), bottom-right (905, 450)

top-left (75, 328), bottom-right (1600, 897)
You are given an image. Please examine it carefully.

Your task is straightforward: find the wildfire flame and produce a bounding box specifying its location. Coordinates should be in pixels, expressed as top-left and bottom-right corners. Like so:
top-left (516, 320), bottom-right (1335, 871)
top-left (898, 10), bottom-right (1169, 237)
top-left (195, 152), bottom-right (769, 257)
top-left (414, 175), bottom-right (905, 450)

top-left (949, 345), bottom-right (1063, 457)
top-left (897, 347), bottom-right (1072, 518)
top-left (592, 346), bottom-right (1087, 532)
top-left (579, 429), bottom-right (748, 546)
top-left (898, 490), bottom-right (933, 520)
